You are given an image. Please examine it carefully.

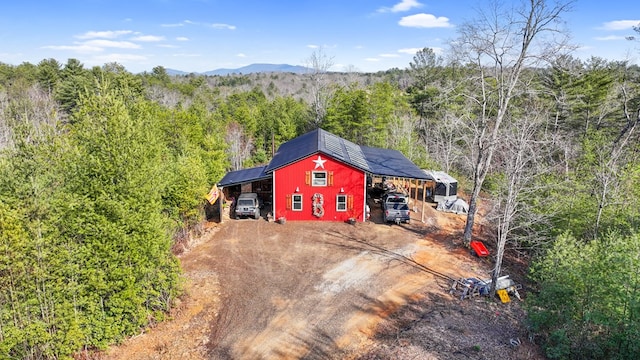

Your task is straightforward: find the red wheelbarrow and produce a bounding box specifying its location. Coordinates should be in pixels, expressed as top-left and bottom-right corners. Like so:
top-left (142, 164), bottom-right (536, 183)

top-left (470, 240), bottom-right (489, 257)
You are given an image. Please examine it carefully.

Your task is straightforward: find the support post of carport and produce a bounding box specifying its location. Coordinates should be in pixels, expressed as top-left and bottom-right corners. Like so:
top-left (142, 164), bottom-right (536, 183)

top-left (413, 178), bottom-right (419, 209)
top-left (219, 189), bottom-right (224, 223)
top-left (421, 180), bottom-right (427, 223)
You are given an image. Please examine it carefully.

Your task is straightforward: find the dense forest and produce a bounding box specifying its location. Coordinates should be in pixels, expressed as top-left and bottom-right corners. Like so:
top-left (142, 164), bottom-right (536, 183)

top-left (1, 1), bottom-right (640, 358)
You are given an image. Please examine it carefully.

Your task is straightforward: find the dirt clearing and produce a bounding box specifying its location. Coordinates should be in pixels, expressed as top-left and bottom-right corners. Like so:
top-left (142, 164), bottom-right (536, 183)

top-left (101, 204), bottom-right (542, 360)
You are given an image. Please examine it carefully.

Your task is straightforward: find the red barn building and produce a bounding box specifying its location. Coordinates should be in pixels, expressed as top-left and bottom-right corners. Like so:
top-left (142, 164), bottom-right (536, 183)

top-left (218, 129), bottom-right (429, 222)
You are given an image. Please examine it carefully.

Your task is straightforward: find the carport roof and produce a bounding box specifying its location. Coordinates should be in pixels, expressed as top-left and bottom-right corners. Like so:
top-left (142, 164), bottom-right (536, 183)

top-left (361, 146), bottom-right (430, 180)
top-left (217, 165), bottom-right (269, 187)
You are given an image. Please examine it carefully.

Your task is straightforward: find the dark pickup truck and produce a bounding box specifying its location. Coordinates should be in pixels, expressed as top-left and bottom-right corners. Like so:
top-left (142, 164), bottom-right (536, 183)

top-left (382, 192), bottom-right (410, 224)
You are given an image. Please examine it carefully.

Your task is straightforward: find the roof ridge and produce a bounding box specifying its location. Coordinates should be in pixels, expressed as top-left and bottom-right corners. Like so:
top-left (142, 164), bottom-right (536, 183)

top-left (316, 127), bottom-right (323, 150)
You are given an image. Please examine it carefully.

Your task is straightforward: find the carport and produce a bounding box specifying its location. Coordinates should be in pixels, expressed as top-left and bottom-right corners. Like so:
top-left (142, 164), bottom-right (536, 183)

top-left (216, 166), bottom-right (272, 222)
top-left (360, 146), bottom-right (435, 223)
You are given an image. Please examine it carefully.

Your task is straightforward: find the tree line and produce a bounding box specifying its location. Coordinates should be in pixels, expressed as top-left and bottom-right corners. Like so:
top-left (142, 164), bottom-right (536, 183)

top-left (1, 0), bottom-right (639, 358)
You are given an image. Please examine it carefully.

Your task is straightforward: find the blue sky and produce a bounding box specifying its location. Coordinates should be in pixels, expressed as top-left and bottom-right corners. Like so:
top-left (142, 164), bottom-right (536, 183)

top-left (1, 0), bottom-right (638, 73)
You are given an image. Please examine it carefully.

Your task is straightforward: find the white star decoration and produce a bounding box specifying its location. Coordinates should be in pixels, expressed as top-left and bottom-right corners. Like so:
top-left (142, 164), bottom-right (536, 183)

top-left (312, 155), bottom-right (327, 169)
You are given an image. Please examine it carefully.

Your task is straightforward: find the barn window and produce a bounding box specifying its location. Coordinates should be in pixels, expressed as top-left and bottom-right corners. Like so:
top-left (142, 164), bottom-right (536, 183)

top-left (312, 171), bottom-right (327, 186)
top-left (336, 195), bottom-right (347, 211)
top-left (292, 194), bottom-right (303, 211)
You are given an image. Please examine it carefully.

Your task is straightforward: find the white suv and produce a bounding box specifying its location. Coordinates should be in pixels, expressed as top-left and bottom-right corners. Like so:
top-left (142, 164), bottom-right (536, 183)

top-left (235, 193), bottom-right (261, 219)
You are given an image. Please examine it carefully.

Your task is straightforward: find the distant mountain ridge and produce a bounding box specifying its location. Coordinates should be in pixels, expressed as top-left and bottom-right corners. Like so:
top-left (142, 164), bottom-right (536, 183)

top-left (165, 63), bottom-right (311, 76)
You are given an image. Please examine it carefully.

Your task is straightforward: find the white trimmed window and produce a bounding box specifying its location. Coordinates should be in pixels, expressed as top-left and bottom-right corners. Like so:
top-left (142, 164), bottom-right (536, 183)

top-left (312, 171), bottom-right (327, 186)
top-left (336, 195), bottom-right (347, 212)
top-left (292, 194), bottom-right (303, 211)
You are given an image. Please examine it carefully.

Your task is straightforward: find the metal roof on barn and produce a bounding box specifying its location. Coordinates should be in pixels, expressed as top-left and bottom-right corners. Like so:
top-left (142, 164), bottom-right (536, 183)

top-left (265, 128), bottom-right (371, 173)
top-left (218, 129), bottom-right (430, 187)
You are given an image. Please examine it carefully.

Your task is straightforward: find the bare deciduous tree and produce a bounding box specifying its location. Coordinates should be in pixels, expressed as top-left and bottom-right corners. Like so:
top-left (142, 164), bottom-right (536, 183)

top-left (489, 107), bottom-right (552, 292)
top-left (429, 111), bottom-right (466, 174)
top-left (338, 64), bottom-right (362, 87)
top-left (304, 48), bottom-right (334, 128)
top-left (146, 84), bottom-right (182, 109)
top-left (0, 84), bottom-right (65, 150)
top-left (454, 0), bottom-right (574, 245)
top-left (226, 122), bottom-right (254, 171)
top-left (590, 65), bottom-right (640, 239)
top-left (387, 112), bottom-right (420, 161)
top-left (625, 21), bottom-right (640, 41)
top-left (0, 90), bottom-right (10, 149)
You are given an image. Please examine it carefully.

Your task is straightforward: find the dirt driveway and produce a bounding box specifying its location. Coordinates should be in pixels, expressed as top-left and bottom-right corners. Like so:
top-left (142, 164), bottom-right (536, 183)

top-left (104, 204), bottom-right (540, 360)
top-left (207, 218), bottom-right (484, 359)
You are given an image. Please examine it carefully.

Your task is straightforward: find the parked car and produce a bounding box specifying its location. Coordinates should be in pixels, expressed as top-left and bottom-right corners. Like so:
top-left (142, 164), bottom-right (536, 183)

top-left (235, 193), bottom-right (262, 219)
top-left (382, 192), bottom-right (410, 224)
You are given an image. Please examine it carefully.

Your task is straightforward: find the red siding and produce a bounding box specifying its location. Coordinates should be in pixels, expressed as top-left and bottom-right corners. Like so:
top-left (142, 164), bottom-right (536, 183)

top-left (273, 153), bottom-right (366, 222)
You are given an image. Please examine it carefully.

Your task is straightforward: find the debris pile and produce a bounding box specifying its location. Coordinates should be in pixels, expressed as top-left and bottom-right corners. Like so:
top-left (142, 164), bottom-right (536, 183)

top-left (451, 275), bottom-right (522, 302)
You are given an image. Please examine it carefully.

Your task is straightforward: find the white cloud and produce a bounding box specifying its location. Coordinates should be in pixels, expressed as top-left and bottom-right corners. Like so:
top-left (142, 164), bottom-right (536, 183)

top-left (307, 44), bottom-right (319, 49)
top-left (237, 53), bottom-right (247, 58)
top-left (210, 23), bottom-right (236, 30)
top-left (75, 30), bottom-right (133, 39)
top-left (42, 44), bottom-right (103, 53)
top-left (176, 37), bottom-right (189, 41)
top-left (398, 47), bottom-right (422, 55)
top-left (594, 35), bottom-right (627, 41)
top-left (397, 46), bottom-right (444, 56)
top-left (132, 35), bottom-right (165, 42)
top-left (393, 0), bottom-right (422, 12)
top-left (43, 30), bottom-right (145, 55)
top-left (399, 13), bottom-right (453, 28)
top-left (171, 20), bottom-right (236, 30)
top-left (365, 58), bottom-right (380, 62)
top-left (157, 44), bottom-right (179, 48)
top-left (378, 0), bottom-right (422, 13)
top-left (380, 53), bottom-right (400, 58)
top-left (600, 20), bottom-right (640, 30)
top-left (83, 39), bottom-right (140, 49)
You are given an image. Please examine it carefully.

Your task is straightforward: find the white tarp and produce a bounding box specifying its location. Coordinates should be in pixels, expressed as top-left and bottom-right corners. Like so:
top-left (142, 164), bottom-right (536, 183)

top-left (436, 198), bottom-right (469, 214)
